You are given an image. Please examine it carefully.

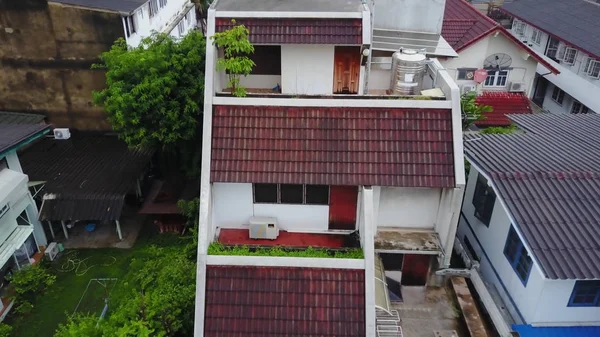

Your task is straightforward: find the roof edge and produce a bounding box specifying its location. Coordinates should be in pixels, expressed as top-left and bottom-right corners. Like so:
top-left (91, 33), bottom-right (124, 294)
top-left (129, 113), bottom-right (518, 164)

top-left (0, 126), bottom-right (50, 158)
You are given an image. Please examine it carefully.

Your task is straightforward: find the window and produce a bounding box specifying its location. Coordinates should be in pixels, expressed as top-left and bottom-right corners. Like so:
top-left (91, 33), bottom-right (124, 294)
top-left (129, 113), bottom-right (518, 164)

top-left (472, 173), bottom-right (496, 226)
top-left (571, 100), bottom-right (590, 114)
top-left (545, 37), bottom-right (560, 60)
top-left (149, 0), bottom-right (158, 17)
top-left (568, 281), bottom-right (600, 307)
top-left (551, 86), bottom-right (565, 105)
top-left (558, 46), bottom-right (578, 65)
top-left (124, 15), bottom-right (136, 37)
top-left (484, 70), bottom-right (509, 87)
top-left (253, 184), bottom-right (330, 205)
top-left (531, 29), bottom-right (542, 45)
top-left (16, 210), bottom-right (30, 226)
top-left (185, 11), bottom-right (191, 25)
top-left (503, 227), bottom-right (533, 285)
top-left (513, 20), bottom-right (526, 36)
top-left (159, 0), bottom-right (167, 8)
top-left (457, 68), bottom-right (477, 81)
top-left (583, 58), bottom-right (600, 79)
top-left (251, 46), bottom-right (282, 75)
top-left (177, 20), bottom-right (185, 36)
top-left (0, 157), bottom-right (7, 171)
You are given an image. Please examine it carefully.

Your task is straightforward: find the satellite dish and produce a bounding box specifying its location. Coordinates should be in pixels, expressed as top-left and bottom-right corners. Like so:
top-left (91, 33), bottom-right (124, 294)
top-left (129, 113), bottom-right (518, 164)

top-left (483, 53), bottom-right (512, 69)
top-left (474, 69), bottom-right (488, 84)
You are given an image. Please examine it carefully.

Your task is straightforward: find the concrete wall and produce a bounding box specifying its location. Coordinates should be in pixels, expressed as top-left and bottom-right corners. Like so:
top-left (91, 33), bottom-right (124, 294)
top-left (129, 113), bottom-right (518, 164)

top-left (373, 187), bottom-right (440, 229)
top-left (281, 45), bottom-right (335, 95)
top-left (440, 34), bottom-right (537, 96)
top-left (373, 0), bottom-right (445, 34)
top-left (211, 183), bottom-right (330, 232)
top-left (458, 166), bottom-right (600, 325)
top-left (0, 1), bottom-right (123, 130)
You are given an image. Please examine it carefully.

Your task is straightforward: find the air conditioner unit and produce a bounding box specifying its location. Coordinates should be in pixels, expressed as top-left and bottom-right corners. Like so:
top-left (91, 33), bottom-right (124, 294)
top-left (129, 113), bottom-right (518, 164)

top-left (44, 242), bottom-right (59, 261)
top-left (248, 217), bottom-right (279, 240)
top-left (53, 128), bottom-right (71, 140)
top-left (461, 84), bottom-right (476, 95)
top-left (508, 82), bottom-right (526, 92)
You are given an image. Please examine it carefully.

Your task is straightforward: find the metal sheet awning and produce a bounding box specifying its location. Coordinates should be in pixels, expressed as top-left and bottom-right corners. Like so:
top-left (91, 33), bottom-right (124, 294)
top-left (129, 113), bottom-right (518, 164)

top-left (0, 226), bottom-right (33, 268)
top-left (375, 254), bottom-right (392, 315)
top-left (372, 29), bottom-right (458, 57)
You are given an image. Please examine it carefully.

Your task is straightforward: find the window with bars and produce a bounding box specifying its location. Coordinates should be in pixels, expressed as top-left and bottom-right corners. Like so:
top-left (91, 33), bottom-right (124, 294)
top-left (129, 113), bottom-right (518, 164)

top-left (504, 227), bottom-right (533, 285)
top-left (149, 0), bottom-right (158, 17)
top-left (253, 184), bottom-right (329, 205)
top-left (472, 174), bottom-right (496, 226)
top-left (484, 70), bottom-right (509, 87)
top-left (551, 86), bottom-right (565, 105)
top-left (583, 58), bottom-right (600, 79)
top-left (531, 29), bottom-right (542, 45)
top-left (568, 281), bottom-right (600, 307)
top-left (513, 21), bottom-right (526, 36)
top-left (571, 100), bottom-right (590, 114)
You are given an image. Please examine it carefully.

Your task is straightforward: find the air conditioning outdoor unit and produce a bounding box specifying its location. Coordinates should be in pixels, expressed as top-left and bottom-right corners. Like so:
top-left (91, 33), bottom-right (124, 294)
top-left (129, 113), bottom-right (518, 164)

top-left (53, 128), bottom-right (71, 140)
top-left (508, 82), bottom-right (526, 92)
top-left (248, 217), bottom-right (279, 240)
top-left (461, 84), bottom-right (476, 95)
top-left (45, 242), bottom-right (59, 261)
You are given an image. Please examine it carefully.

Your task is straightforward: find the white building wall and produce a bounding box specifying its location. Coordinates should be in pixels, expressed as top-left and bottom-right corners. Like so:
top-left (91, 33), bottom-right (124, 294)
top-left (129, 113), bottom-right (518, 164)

top-left (281, 45), bottom-right (335, 95)
top-left (440, 34), bottom-right (537, 96)
top-left (533, 279), bottom-right (600, 326)
top-left (375, 187), bottom-right (440, 229)
top-left (3, 152), bottom-right (23, 173)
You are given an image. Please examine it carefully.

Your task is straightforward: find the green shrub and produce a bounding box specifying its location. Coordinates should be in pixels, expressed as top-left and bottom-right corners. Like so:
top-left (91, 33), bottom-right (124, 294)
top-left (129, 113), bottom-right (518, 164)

top-left (480, 125), bottom-right (517, 134)
top-left (8, 264), bottom-right (56, 302)
top-left (14, 301), bottom-right (33, 315)
top-left (207, 242), bottom-right (364, 259)
top-left (0, 323), bottom-right (12, 337)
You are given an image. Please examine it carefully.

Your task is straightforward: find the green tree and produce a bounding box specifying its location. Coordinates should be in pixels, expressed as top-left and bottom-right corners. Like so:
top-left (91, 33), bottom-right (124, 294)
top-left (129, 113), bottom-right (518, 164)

top-left (211, 20), bottom-right (255, 97)
top-left (461, 91), bottom-right (492, 130)
top-left (93, 31), bottom-right (206, 148)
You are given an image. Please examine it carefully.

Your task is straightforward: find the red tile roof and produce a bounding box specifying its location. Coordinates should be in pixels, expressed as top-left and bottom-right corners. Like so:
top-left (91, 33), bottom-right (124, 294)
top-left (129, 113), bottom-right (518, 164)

top-left (215, 18), bottom-right (362, 45)
top-left (205, 266), bottom-right (365, 337)
top-left (211, 105), bottom-right (456, 188)
top-left (475, 91), bottom-right (533, 127)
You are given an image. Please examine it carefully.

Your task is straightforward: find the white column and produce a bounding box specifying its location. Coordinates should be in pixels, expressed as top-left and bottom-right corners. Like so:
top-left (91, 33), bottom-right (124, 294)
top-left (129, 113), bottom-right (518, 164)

top-left (115, 220), bottom-right (123, 240)
top-left (362, 186), bottom-right (376, 337)
top-left (61, 221), bottom-right (69, 239)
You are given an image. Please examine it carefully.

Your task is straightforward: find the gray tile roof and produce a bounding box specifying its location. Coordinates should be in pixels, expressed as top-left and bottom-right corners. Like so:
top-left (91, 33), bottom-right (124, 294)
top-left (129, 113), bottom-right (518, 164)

top-left (0, 124), bottom-right (50, 156)
top-left (0, 112), bottom-right (46, 125)
top-left (464, 114), bottom-right (600, 280)
top-left (501, 0), bottom-right (600, 59)
top-left (50, 0), bottom-right (147, 14)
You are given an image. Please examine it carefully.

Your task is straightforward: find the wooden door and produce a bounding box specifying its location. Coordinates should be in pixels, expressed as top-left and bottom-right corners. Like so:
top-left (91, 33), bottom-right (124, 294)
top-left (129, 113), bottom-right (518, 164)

top-left (328, 186), bottom-right (358, 230)
top-left (401, 254), bottom-right (431, 286)
top-left (333, 47), bottom-right (360, 94)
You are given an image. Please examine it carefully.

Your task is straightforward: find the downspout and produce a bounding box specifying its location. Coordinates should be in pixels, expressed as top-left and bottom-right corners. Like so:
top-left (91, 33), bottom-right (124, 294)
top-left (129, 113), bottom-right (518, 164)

top-left (362, 0), bottom-right (374, 95)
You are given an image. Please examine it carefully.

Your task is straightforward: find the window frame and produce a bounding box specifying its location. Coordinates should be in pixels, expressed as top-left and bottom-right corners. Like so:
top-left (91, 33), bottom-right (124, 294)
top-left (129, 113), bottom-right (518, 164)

top-left (457, 68), bottom-right (477, 81)
top-left (124, 15), bottom-right (136, 37)
top-left (568, 281), bottom-right (600, 307)
top-left (560, 47), bottom-right (578, 65)
top-left (503, 227), bottom-right (533, 286)
top-left (531, 29), bottom-right (542, 45)
top-left (551, 86), bottom-right (565, 105)
top-left (483, 70), bottom-right (509, 87)
top-left (583, 58), bottom-right (600, 79)
top-left (252, 184), bottom-right (330, 205)
top-left (514, 21), bottom-right (526, 36)
top-left (250, 46), bottom-right (282, 76)
top-left (472, 173), bottom-right (496, 227)
top-left (177, 20), bottom-right (185, 36)
top-left (571, 100), bottom-right (590, 114)
top-left (149, 0), bottom-right (158, 18)
top-left (158, 0), bottom-right (168, 8)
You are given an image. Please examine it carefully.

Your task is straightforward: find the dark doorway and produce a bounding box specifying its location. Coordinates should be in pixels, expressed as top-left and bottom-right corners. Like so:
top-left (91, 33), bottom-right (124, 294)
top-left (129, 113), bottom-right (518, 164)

top-left (545, 37), bottom-right (560, 62)
top-left (333, 46), bottom-right (361, 94)
top-left (401, 254), bottom-right (431, 286)
top-left (532, 75), bottom-right (549, 108)
top-left (328, 185), bottom-right (358, 230)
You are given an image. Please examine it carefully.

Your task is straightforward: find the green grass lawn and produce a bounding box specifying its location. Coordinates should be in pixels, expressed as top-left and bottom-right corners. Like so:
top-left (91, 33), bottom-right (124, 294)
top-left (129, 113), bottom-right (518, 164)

top-left (5, 228), bottom-right (187, 337)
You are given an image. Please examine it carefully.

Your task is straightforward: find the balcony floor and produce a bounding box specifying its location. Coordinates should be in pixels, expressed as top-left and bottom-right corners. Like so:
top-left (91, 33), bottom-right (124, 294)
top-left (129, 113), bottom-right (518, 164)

top-left (217, 228), bottom-right (348, 249)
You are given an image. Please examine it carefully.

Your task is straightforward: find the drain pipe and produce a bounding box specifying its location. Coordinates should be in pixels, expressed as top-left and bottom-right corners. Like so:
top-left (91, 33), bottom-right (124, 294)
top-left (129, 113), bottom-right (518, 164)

top-left (361, 0), bottom-right (374, 94)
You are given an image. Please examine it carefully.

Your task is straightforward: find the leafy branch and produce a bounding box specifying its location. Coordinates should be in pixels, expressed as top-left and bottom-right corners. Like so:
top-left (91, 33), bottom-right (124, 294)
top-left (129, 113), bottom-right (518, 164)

top-left (461, 91), bottom-right (492, 130)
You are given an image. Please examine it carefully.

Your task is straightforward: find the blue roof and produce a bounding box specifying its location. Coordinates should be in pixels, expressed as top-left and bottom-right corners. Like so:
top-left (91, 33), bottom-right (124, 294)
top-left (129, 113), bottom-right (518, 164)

top-left (513, 325), bottom-right (600, 337)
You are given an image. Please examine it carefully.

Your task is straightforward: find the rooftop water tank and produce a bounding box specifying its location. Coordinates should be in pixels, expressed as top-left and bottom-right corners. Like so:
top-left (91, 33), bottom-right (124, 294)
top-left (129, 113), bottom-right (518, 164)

top-left (389, 49), bottom-right (427, 95)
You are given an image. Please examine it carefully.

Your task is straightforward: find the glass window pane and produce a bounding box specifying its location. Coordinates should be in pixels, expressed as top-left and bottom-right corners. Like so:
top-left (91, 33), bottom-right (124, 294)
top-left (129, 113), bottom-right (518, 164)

top-left (254, 184), bottom-right (278, 203)
top-left (305, 185), bottom-right (329, 205)
top-left (280, 184), bottom-right (303, 204)
top-left (17, 210), bottom-right (29, 226)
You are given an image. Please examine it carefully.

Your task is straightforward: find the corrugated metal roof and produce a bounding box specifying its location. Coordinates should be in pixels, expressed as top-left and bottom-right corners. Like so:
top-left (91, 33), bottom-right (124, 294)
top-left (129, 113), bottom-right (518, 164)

top-left (205, 266), bottom-right (365, 337)
top-left (0, 112), bottom-right (46, 125)
top-left (0, 124), bottom-right (49, 156)
top-left (464, 114), bottom-right (600, 279)
top-left (215, 18), bottom-right (362, 45)
top-left (475, 92), bottom-right (533, 127)
top-left (49, 0), bottom-right (146, 13)
top-left (513, 324), bottom-right (600, 337)
top-left (19, 134), bottom-right (154, 221)
top-left (501, 0), bottom-right (600, 59)
top-left (211, 105), bottom-right (456, 188)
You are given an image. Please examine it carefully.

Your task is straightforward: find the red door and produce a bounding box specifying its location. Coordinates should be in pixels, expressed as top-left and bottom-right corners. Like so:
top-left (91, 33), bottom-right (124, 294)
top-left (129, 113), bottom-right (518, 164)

top-left (328, 186), bottom-right (358, 230)
top-left (401, 254), bottom-right (431, 286)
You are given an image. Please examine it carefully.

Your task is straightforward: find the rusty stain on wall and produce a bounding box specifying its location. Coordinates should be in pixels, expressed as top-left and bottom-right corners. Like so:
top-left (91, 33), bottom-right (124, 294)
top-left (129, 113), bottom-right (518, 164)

top-left (0, 0), bottom-right (123, 130)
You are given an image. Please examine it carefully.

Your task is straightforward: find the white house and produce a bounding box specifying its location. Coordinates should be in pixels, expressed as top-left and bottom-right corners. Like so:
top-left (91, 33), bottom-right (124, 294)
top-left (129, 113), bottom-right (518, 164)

top-left (0, 121), bottom-right (50, 314)
top-left (501, 0), bottom-right (600, 115)
top-left (50, 0), bottom-right (197, 47)
top-left (459, 114), bottom-right (600, 337)
top-left (195, 0), bottom-right (466, 336)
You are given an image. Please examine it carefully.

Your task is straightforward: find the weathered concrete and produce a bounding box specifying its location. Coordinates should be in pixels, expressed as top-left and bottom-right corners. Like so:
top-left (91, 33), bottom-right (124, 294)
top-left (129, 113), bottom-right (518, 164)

top-left (451, 277), bottom-right (489, 337)
top-left (375, 228), bottom-right (442, 252)
top-left (0, 1), bottom-right (123, 130)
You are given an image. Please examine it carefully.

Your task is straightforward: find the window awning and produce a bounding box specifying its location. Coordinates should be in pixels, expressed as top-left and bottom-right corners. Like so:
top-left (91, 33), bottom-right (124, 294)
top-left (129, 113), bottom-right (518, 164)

top-left (375, 254), bottom-right (392, 315)
top-left (0, 226), bottom-right (33, 268)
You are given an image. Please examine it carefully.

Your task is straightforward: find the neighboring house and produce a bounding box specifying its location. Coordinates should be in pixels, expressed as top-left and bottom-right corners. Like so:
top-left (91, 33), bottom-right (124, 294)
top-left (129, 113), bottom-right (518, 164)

top-left (195, 0), bottom-right (466, 336)
top-left (50, 0), bottom-right (197, 47)
top-left (440, 0), bottom-right (558, 126)
top-left (459, 114), bottom-right (600, 336)
top-left (0, 119), bottom-right (51, 315)
top-left (500, 0), bottom-right (600, 115)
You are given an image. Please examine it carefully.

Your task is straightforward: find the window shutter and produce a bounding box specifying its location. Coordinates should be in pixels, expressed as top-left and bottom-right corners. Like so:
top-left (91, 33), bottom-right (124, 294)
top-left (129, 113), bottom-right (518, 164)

top-left (557, 45), bottom-right (566, 60)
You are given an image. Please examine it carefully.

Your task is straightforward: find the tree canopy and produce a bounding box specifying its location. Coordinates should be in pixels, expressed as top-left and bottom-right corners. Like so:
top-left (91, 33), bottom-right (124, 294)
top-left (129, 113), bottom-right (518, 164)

top-left (93, 31), bottom-right (206, 148)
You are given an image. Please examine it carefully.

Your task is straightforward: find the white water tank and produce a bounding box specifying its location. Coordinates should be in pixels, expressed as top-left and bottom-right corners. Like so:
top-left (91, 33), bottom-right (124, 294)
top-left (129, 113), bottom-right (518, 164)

top-left (390, 49), bottom-right (427, 95)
